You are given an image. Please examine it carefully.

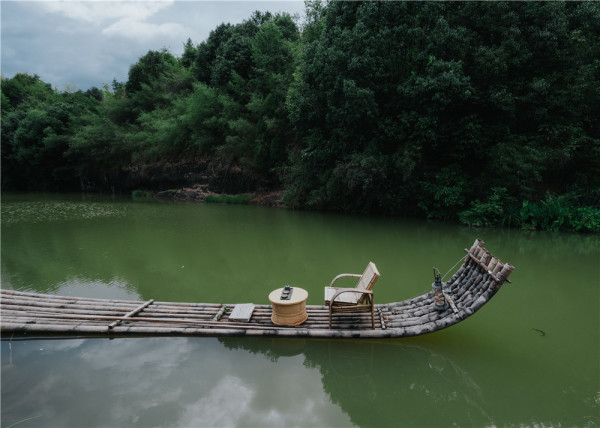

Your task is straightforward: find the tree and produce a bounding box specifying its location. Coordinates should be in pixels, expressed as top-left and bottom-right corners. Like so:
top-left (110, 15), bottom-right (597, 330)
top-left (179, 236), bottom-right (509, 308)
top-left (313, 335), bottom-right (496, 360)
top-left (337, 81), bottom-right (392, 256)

top-left (285, 1), bottom-right (600, 216)
top-left (181, 38), bottom-right (197, 68)
top-left (1, 73), bottom-right (55, 109)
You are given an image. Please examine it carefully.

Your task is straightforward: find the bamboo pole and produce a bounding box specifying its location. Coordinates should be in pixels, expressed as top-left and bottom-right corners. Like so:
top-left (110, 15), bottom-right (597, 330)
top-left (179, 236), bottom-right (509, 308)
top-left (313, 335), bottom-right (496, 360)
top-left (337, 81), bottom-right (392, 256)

top-left (1, 316), bottom-right (383, 332)
top-left (0, 297), bottom-right (222, 314)
top-left (212, 305), bottom-right (227, 321)
top-left (0, 289), bottom-right (223, 309)
top-left (2, 306), bottom-right (384, 327)
top-left (1, 290), bottom-right (144, 305)
top-left (1, 305), bottom-right (385, 323)
top-left (4, 314), bottom-right (384, 329)
top-left (0, 304), bottom-right (140, 317)
top-left (108, 299), bottom-right (154, 329)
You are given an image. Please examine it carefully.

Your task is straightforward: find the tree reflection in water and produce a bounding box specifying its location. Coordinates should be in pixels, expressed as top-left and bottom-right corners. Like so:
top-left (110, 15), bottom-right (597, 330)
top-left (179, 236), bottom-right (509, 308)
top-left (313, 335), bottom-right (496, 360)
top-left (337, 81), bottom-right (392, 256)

top-left (219, 337), bottom-right (494, 427)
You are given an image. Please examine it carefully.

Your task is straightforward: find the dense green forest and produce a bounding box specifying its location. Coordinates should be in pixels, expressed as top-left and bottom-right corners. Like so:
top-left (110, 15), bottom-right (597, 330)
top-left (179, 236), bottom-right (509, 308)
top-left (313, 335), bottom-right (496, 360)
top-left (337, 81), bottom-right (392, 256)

top-left (2, 2), bottom-right (599, 232)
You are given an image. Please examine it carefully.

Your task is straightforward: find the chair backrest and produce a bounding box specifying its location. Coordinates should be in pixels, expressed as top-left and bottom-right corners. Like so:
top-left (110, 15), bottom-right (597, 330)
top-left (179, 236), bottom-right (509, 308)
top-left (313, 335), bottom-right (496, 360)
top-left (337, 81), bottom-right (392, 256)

top-left (356, 262), bottom-right (380, 302)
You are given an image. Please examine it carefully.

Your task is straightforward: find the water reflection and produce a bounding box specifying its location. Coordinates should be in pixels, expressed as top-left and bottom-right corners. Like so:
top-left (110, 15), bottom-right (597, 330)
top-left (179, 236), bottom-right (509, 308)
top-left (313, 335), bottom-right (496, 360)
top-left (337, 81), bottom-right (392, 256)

top-left (224, 336), bottom-right (599, 427)
top-left (3, 336), bottom-right (492, 427)
top-left (219, 337), bottom-right (497, 427)
top-left (1, 337), bottom-right (353, 428)
top-left (2, 331), bottom-right (599, 427)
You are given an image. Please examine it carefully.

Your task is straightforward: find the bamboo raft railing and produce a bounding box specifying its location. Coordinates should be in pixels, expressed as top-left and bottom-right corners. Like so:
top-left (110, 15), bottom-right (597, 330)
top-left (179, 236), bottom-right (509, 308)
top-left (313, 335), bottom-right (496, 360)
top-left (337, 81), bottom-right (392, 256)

top-left (0, 239), bottom-right (514, 339)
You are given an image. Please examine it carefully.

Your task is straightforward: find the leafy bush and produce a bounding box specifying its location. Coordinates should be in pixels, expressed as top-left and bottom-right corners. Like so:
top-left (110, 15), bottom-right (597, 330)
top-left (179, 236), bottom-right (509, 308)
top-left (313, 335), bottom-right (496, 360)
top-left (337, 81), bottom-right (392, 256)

top-left (459, 188), bottom-right (518, 227)
top-left (462, 191), bottom-right (600, 232)
top-left (520, 194), bottom-right (575, 231)
top-left (521, 195), bottom-right (600, 233)
top-left (570, 207), bottom-right (600, 233)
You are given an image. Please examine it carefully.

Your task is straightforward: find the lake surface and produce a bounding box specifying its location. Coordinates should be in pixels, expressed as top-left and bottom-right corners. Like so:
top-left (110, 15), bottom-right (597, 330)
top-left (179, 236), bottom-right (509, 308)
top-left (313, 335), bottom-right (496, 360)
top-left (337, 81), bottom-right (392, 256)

top-left (1, 193), bottom-right (598, 427)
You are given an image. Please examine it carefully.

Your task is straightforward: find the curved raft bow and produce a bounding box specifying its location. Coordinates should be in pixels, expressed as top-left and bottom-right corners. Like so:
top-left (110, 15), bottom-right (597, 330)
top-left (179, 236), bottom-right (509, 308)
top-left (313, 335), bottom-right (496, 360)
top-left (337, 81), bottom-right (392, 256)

top-left (0, 239), bottom-right (514, 339)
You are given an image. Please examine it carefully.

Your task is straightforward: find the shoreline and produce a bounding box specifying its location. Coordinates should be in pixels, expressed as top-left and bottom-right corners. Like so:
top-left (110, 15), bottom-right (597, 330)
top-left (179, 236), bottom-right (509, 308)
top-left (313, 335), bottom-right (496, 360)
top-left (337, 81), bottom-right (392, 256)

top-left (153, 185), bottom-right (286, 208)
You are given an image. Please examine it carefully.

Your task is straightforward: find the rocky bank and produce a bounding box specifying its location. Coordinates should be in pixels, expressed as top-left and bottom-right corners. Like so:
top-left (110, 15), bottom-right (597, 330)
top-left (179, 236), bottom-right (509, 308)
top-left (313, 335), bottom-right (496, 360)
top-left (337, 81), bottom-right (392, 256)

top-left (80, 158), bottom-right (285, 207)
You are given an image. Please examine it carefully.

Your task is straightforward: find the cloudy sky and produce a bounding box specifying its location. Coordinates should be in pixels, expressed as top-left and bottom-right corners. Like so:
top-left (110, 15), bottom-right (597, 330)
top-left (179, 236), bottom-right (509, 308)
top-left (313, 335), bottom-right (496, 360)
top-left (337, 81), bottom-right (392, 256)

top-left (1, 0), bottom-right (306, 91)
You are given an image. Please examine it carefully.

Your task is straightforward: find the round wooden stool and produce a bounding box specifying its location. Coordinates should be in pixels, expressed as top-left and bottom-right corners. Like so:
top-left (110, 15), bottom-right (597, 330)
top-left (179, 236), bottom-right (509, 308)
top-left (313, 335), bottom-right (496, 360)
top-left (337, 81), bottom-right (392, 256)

top-left (268, 287), bottom-right (308, 326)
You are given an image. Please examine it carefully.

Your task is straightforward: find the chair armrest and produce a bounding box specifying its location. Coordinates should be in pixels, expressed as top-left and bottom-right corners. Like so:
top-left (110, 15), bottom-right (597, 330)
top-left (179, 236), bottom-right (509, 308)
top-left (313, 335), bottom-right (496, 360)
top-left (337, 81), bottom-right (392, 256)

top-left (329, 288), bottom-right (373, 306)
top-left (329, 274), bottom-right (361, 287)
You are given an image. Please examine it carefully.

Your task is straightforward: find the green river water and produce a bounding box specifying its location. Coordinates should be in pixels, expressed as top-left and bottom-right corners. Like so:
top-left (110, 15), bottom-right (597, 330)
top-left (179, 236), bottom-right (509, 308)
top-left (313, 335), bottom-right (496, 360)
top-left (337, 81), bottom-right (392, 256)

top-left (1, 193), bottom-right (598, 427)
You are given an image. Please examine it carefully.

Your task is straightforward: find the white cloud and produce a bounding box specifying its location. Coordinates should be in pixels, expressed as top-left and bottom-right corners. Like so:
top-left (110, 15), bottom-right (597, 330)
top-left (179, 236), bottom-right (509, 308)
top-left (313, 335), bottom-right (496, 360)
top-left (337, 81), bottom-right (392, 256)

top-left (41, 1), bottom-right (174, 24)
top-left (41, 1), bottom-right (185, 42)
top-left (2, 1), bottom-right (306, 90)
top-left (102, 18), bottom-right (188, 42)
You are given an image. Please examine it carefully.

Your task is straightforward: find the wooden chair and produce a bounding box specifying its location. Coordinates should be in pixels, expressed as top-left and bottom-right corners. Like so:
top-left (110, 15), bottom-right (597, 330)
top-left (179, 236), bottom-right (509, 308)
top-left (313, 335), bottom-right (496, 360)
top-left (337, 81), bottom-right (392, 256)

top-left (324, 262), bottom-right (380, 329)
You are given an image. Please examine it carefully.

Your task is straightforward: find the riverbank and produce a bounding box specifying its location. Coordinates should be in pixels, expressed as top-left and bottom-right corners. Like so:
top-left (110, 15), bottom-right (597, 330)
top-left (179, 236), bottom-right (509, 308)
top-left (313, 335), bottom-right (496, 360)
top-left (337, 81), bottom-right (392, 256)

top-left (153, 185), bottom-right (285, 208)
top-left (147, 182), bottom-right (599, 233)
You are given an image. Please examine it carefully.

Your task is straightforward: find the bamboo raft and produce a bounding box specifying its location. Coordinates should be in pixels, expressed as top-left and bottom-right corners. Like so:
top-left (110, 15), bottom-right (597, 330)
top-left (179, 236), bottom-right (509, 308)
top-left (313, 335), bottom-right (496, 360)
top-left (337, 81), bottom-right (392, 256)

top-left (0, 239), bottom-right (514, 339)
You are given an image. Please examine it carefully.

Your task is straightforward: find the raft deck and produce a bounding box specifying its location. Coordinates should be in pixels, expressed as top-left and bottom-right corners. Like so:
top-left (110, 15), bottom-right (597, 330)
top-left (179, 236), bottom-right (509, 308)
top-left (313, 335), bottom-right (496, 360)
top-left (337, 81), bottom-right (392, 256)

top-left (1, 239), bottom-right (514, 339)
